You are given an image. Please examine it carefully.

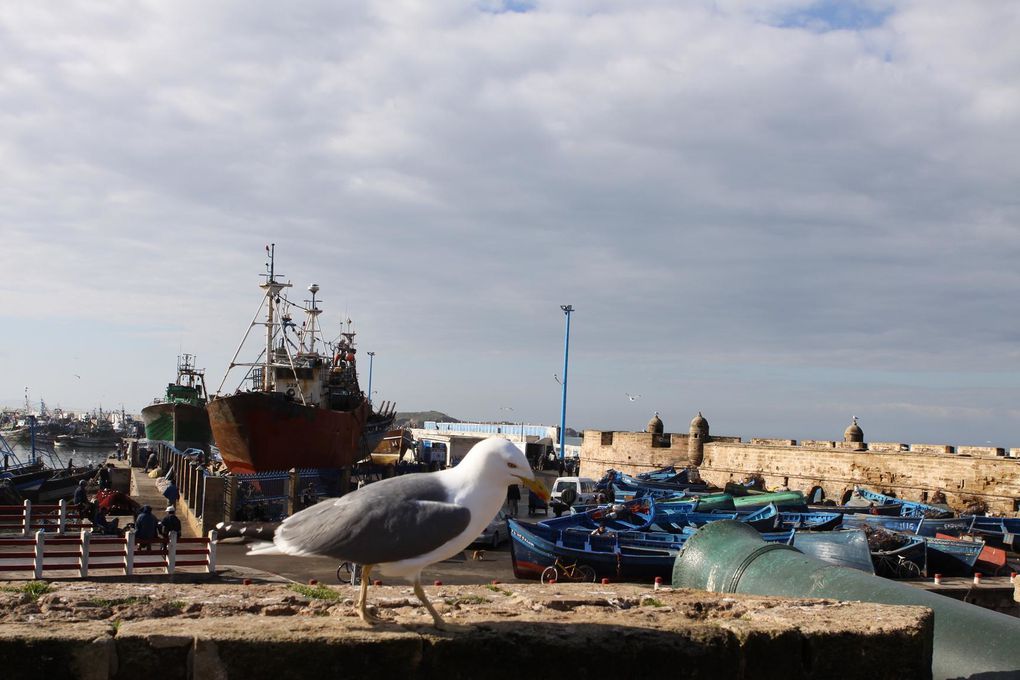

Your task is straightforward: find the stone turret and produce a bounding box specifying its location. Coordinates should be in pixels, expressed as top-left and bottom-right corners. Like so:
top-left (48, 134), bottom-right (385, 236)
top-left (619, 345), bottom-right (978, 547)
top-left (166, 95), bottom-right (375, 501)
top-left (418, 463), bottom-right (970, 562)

top-left (647, 412), bottom-right (664, 435)
top-left (689, 411), bottom-right (709, 465)
top-left (844, 416), bottom-right (865, 451)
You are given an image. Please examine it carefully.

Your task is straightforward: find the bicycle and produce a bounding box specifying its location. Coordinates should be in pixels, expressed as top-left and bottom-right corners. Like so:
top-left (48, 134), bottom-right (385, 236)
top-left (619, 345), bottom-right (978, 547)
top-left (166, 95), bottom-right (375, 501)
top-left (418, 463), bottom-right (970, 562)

top-left (336, 561), bottom-right (362, 585)
top-left (875, 554), bottom-right (922, 579)
top-left (540, 557), bottom-right (596, 584)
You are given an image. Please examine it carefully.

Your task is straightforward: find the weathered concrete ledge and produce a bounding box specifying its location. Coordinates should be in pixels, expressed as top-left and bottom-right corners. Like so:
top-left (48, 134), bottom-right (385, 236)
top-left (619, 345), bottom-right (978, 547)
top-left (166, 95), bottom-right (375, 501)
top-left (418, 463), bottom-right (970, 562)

top-left (0, 581), bottom-right (933, 679)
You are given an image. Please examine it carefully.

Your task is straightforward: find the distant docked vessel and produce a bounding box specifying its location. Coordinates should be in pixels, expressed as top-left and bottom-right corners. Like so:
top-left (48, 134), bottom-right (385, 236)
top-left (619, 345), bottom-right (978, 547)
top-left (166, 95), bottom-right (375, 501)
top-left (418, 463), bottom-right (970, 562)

top-left (207, 246), bottom-right (396, 473)
top-left (140, 354), bottom-right (212, 448)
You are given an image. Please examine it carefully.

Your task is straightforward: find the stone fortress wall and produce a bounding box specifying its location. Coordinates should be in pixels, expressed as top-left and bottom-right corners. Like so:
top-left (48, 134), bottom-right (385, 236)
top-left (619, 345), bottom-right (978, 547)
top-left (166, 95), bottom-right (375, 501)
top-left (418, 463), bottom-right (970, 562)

top-left (579, 413), bottom-right (1020, 515)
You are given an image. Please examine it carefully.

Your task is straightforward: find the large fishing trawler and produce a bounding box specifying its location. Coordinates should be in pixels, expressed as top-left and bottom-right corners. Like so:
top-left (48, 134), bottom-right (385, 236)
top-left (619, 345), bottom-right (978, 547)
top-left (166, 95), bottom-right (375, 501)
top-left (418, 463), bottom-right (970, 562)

top-left (207, 245), bottom-right (396, 473)
top-left (140, 354), bottom-right (212, 448)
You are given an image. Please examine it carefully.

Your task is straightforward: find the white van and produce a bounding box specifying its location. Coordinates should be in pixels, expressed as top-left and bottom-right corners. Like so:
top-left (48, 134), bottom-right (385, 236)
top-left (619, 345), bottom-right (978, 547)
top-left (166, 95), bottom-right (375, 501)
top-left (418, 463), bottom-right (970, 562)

top-left (550, 477), bottom-right (598, 506)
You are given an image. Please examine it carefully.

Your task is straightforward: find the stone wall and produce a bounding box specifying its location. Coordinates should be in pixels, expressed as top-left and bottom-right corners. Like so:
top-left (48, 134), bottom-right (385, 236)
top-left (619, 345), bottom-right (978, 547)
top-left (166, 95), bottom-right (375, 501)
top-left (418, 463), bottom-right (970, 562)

top-left (580, 427), bottom-right (1020, 514)
top-left (580, 430), bottom-right (692, 478)
top-left (700, 442), bottom-right (1020, 512)
top-left (0, 581), bottom-right (933, 679)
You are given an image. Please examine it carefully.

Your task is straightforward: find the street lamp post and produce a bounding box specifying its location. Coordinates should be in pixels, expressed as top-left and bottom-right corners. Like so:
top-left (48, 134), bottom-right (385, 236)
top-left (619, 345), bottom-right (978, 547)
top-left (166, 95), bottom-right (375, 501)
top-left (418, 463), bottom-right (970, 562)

top-left (558, 304), bottom-right (574, 461)
top-left (366, 351), bottom-right (376, 406)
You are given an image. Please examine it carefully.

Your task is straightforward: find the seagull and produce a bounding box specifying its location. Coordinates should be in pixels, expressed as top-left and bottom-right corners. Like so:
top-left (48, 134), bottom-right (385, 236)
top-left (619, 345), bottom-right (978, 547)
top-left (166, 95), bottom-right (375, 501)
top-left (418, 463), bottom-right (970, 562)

top-left (625, 393), bottom-right (641, 401)
top-left (248, 438), bottom-right (548, 627)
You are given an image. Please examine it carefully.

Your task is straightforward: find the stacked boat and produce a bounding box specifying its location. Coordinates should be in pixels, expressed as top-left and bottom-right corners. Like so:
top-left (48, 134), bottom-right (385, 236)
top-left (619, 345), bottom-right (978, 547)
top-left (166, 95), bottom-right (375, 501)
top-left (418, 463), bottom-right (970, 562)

top-left (509, 471), bottom-right (1014, 582)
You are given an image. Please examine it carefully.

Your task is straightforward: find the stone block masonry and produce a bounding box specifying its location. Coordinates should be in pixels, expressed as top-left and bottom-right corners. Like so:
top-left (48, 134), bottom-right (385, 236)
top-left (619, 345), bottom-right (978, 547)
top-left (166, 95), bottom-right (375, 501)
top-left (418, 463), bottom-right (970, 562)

top-left (0, 581), bottom-right (932, 679)
top-left (580, 414), bottom-right (1020, 514)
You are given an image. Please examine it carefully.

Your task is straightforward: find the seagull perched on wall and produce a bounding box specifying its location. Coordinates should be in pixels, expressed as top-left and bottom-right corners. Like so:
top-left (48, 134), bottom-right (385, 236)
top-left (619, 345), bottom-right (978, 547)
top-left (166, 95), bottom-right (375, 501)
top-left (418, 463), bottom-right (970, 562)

top-left (247, 438), bottom-right (548, 628)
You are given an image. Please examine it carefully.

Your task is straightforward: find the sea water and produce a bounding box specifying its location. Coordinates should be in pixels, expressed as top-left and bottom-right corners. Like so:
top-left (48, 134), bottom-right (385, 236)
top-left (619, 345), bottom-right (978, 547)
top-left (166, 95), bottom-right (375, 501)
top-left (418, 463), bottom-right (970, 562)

top-left (8, 441), bottom-right (115, 469)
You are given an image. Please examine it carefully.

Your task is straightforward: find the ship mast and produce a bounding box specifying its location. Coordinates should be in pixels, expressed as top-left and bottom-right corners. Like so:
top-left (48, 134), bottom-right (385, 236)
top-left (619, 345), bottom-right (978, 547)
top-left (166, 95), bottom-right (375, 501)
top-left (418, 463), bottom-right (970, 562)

top-left (302, 283), bottom-right (323, 356)
top-left (214, 244), bottom-right (292, 396)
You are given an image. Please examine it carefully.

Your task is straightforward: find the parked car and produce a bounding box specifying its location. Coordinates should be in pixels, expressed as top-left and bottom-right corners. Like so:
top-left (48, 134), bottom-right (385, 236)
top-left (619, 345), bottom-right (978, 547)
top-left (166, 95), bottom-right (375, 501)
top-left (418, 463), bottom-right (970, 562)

top-left (473, 510), bottom-right (510, 548)
top-left (550, 477), bottom-right (597, 506)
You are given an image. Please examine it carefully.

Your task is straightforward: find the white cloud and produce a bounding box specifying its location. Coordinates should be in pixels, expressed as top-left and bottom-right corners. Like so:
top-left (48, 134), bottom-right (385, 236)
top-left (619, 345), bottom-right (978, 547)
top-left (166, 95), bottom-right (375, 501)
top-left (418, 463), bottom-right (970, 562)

top-left (1, 1), bottom-right (1018, 445)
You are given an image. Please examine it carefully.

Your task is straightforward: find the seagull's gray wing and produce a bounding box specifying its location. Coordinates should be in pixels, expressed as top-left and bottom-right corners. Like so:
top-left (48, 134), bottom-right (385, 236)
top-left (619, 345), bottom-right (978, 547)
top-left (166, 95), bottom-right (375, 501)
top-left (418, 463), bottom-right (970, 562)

top-left (275, 474), bottom-right (472, 565)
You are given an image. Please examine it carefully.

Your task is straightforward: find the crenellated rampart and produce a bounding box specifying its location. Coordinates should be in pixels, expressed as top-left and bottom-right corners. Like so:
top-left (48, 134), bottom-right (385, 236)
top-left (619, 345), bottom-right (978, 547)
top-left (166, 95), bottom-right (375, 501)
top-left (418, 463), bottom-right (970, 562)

top-left (579, 417), bottom-right (1020, 514)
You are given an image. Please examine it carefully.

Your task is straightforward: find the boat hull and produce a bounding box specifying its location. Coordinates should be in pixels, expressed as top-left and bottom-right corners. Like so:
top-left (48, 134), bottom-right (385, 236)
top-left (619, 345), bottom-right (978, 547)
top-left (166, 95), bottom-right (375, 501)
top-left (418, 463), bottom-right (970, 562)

top-left (141, 402), bottom-right (211, 445)
top-left (207, 392), bottom-right (391, 473)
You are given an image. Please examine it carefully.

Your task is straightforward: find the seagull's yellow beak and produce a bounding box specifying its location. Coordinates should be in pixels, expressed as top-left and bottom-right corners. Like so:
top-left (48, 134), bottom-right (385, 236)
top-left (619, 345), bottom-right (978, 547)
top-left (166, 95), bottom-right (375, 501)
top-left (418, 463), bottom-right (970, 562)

top-left (516, 474), bottom-right (550, 502)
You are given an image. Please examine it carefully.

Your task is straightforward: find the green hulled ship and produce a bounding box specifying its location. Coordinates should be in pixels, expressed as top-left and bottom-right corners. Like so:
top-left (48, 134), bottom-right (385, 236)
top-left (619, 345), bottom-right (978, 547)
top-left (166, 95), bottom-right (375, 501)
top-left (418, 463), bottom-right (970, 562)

top-left (141, 354), bottom-right (212, 448)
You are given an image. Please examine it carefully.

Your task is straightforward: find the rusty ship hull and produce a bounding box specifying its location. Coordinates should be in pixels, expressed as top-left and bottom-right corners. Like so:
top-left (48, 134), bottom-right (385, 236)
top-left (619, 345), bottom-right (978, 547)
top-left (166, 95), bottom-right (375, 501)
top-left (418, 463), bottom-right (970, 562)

top-left (207, 392), bottom-right (392, 474)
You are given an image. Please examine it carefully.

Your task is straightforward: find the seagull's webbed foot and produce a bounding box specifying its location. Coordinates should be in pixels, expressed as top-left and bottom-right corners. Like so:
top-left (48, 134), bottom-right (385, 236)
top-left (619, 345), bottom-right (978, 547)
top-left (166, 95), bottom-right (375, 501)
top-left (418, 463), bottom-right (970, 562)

top-left (413, 578), bottom-right (447, 629)
top-left (356, 564), bottom-right (384, 625)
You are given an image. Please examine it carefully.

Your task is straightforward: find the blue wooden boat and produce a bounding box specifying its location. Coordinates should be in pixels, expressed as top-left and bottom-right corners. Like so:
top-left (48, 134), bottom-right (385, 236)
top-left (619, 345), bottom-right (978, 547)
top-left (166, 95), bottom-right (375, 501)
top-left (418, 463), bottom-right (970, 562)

top-left (540, 498), bottom-right (656, 533)
top-left (964, 516), bottom-right (1020, 551)
top-left (774, 510), bottom-right (843, 532)
top-left (791, 529), bottom-right (875, 573)
top-left (925, 536), bottom-right (984, 576)
top-left (842, 513), bottom-right (976, 538)
top-left (807, 501), bottom-right (904, 517)
top-left (870, 532), bottom-right (927, 578)
top-left (852, 486), bottom-right (954, 519)
top-left (508, 519), bottom-right (794, 582)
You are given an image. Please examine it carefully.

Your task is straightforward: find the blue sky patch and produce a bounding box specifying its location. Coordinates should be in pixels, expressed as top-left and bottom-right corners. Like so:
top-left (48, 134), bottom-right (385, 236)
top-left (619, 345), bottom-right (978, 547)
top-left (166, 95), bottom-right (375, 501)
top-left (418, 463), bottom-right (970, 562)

top-left (773, 1), bottom-right (893, 32)
top-left (478, 0), bottom-right (535, 14)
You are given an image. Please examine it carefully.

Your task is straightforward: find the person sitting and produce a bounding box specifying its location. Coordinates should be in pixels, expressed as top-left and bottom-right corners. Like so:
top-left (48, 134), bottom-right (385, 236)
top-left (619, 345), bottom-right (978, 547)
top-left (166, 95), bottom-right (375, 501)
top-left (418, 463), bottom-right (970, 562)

top-left (92, 506), bottom-right (118, 535)
top-left (134, 505), bottom-right (158, 550)
top-left (159, 506), bottom-right (182, 543)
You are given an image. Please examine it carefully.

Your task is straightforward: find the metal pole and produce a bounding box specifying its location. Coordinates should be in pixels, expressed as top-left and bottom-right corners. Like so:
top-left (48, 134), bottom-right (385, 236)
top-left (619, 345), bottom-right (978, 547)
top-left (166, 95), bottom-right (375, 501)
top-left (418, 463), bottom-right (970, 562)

top-left (29, 415), bottom-right (36, 464)
top-left (367, 352), bottom-right (376, 406)
top-left (558, 305), bottom-right (573, 461)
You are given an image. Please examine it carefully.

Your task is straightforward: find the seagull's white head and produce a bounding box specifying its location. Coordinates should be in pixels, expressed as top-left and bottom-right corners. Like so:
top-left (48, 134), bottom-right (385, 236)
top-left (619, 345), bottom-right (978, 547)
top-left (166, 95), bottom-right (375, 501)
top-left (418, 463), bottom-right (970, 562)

top-left (459, 437), bottom-right (549, 502)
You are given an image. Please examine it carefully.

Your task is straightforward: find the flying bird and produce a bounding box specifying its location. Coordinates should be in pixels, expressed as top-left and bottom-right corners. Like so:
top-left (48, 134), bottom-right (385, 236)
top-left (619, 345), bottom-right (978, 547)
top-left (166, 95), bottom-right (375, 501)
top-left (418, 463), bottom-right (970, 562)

top-left (625, 393), bottom-right (641, 401)
top-left (247, 438), bottom-right (548, 627)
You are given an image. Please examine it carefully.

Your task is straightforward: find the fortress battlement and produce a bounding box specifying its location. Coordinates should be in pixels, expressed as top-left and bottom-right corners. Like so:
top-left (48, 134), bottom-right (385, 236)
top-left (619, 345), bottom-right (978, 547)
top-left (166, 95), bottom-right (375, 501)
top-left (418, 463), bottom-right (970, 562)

top-left (580, 413), bottom-right (1020, 515)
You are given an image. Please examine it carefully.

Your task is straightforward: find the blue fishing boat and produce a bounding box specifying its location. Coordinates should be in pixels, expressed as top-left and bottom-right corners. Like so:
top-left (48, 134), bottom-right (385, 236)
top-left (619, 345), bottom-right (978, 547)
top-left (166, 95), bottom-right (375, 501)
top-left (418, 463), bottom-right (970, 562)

top-left (965, 516), bottom-right (1020, 551)
top-left (791, 529), bottom-right (875, 573)
top-left (852, 486), bottom-right (953, 519)
top-left (870, 533), bottom-right (926, 578)
top-left (807, 501), bottom-right (904, 516)
top-left (842, 513), bottom-right (976, 538)
top-left (508, 519), bottom-right (795, 582)
top-left (540, 498), bottom-right (656, 533)
top-left (774, 510), bottom-right (843, 532)
top-left (925, 536), bottom-right (984, 576)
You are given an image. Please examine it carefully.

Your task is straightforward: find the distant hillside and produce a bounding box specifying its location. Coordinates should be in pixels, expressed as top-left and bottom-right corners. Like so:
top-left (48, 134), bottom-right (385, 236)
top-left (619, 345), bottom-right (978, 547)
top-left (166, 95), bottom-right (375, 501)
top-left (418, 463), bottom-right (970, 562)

top-left (394, 411), bottom-right (460, 428)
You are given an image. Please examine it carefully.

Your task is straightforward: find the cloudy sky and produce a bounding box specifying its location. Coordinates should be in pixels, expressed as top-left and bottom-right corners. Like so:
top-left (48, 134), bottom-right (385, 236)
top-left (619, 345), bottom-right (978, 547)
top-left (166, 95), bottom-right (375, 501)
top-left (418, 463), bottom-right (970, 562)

top-left (2, 1), bottom-right (1019, 447)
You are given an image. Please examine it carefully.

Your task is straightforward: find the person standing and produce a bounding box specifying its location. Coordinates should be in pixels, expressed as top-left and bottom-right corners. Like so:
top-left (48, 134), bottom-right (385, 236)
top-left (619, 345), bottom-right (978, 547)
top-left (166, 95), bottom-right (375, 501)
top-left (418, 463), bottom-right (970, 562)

top-left (162, 480), bottom-right (180, 508)
top-left (98, 464), bottom-right (112, 491)
top-left (506, 483), bottom-right (521, 517)
top-left (73, 480), bottom-right (88, 517)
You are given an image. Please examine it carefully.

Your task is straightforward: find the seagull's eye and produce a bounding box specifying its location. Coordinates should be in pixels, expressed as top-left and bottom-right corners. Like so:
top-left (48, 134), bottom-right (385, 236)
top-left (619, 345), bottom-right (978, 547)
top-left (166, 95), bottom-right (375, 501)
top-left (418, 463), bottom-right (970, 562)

top-left (507, 462), bottom-right (518, 469)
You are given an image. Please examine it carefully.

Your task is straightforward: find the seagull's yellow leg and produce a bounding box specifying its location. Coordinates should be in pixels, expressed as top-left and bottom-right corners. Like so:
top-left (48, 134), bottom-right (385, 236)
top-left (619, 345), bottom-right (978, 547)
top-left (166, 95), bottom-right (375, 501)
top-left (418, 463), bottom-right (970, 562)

top-left (413, 577), bottom-right (447, 629)
top-left (357, 564), bottom-right (383, 624)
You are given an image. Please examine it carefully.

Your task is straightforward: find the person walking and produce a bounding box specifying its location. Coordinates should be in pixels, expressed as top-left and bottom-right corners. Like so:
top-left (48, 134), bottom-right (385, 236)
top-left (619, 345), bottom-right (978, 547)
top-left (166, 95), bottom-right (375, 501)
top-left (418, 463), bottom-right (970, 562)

top-left (506, 483), bottom-right (521, 517)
